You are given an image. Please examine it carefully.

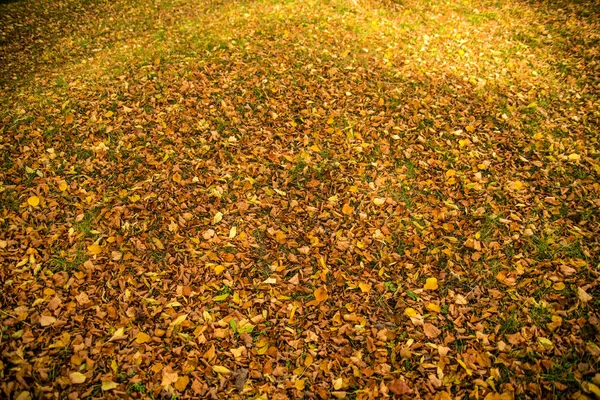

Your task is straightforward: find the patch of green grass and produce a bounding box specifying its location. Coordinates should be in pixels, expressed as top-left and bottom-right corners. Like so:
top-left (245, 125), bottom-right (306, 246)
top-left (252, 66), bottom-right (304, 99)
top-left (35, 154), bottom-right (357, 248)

top-left (50, 247), bottom-right (88, 272)
top-left (530, 305), bottom-right (552, 327)
top-left (127, 382), bottom-right (146, 394)
top-left (74, 210), bottom-right (99, 238)
top-left (498, 311), bottom-right (522, 335)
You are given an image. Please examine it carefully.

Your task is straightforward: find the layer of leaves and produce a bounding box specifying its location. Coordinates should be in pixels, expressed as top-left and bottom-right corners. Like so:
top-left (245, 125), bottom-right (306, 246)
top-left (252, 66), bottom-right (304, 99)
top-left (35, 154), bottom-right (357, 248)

top-left (1, 0), bottom-right (599, 398)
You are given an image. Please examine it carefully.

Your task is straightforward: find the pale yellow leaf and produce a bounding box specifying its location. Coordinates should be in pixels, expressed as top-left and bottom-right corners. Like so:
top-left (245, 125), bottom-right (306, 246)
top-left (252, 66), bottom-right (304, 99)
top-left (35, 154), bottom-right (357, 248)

top-left (578, 287), bottom-right (592, 303)
top-left (109, 327), bottom-right (125, 341)
top-left (213, 212), bottom-right (223, 224)
top-left (101, 381), bottom-right (118, 391)
top-left (212, 365), bottom-right (231, 374)
top-left (40, 315), bottom-right (56, 327)
top-left (69, 372), bottom-right (86, 384)
top-left (229, 226), bottom-right (237, 239)
top-left (169, 314), bottom-right (188, 327)
top-left (373, 197), bottom-right (386, 206)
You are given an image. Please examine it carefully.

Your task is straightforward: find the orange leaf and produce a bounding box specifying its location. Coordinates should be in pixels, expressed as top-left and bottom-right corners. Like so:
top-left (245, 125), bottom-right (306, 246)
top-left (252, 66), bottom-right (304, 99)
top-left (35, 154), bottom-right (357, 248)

top-left (342, 203), bottom-right (353, 215)
top-left (314, 287), bottom-right (329, 303)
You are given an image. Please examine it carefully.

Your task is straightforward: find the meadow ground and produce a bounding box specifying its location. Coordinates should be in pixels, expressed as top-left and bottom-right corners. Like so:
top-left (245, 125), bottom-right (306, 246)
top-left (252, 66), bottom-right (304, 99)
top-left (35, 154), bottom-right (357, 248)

top-left (0, 0), bottom-right (599, 398)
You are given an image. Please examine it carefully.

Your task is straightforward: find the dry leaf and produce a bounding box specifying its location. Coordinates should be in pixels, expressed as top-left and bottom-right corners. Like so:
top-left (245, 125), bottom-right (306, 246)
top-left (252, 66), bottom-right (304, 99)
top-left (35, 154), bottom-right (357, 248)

top-left (314, 286), bottom-right (329, 303)
top-left (40, 315), bottom-right (56, 327)
top-left (212, 365), bottom-right (231, 374)
top-left (69, 372), bottom-right (87, 384)
top-left (136, 332), bottom-right (152, 344)
top-left (27, 196), bottom-right (40, 207)
top-left (342, 203), bottom-right (353, 215)
top-left (423, 323), bottom-right (441, 339)
top-left (424, 277), bottom-right (438, 290)
top-left (578, 287), bottom-right (592, 303)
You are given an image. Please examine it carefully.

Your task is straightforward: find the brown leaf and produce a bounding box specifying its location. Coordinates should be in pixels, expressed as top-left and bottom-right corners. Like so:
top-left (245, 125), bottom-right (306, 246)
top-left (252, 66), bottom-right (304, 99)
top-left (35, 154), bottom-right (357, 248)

top-left (388, 379), bottom-right (411, 395)
top-left (423, 323), bottom-right (441, 339)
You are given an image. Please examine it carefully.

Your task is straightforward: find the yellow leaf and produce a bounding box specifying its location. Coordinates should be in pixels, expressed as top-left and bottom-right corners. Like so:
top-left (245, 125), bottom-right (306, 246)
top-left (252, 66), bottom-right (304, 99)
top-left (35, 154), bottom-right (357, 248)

top-left (584, 382), bottom-right (600, 397)
top-left (174, 376), bottom-right (189, 391)
top-left (135, 332), bottom-right (151, 344)
top-left (358, 282), bottom-right (372, 293)
top-left (213, 212), bottom-right (223, 224)
top-left (229, 226), bottom-right (237, 239)
top-left (511, 181), bottom-right (525, 191)
top-left (445, 169), bottom-right (456, 178)
top-left (373, 197), bottom-right (386, 206)
top-left (170, 314), bottom-right (188, 327)
top-left (172, 173), bottom-right (182, 183)
top-left (275, 230), bottom-right (286, 243)
top-left (404, 308), bottom-right (418, 318)
top-left (314, 286), bottom-right (329, 303)
top-left (568, 153), bottom-right (580, 161)
top-left (213, 293), bottom-right (229, 302)
top-left (27, 196), bottom-right (40, 207)
top-left (295, 378), bottom-right (306, 390)
top-left (212, 365), bottom-right (231, 374)
top-left (426, 303), bottom-right (441, 313)
top-left (58, 181), bottom-right (68, 192)
top-left (457, 359), bottom-right (473, 376)
top-left (87, 244), bottom-right (102, 255)
top-left (552, 282), bottom-right (565, 291)
top-left (424, 277), bottom-right (438, 290)
top-left (537, 337), bottom-right (554, 349)
top-left (333, 377), bottom-right (344, 390)
top-left (101, 381), bottom-right (118, 391)
top-left (152, 237), bottom-right (164, 250)
top-left (342, 203), bottom-right (353, 215)
top-left (69, 372), bottom-right (86, 384)
top-left (109, 327), bottom-right (125, 341)
top-left (129, 193), bottom-right (140, 203)
top-left (214, 265), bottom-right (225, 275)
top-left (578, 287), bottom-right (592, 303)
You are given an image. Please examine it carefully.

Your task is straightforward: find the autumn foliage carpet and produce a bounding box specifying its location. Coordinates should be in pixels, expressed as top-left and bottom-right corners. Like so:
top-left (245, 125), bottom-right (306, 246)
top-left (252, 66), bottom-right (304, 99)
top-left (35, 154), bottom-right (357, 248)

top-left (1, 0), bottom-right (599, 398)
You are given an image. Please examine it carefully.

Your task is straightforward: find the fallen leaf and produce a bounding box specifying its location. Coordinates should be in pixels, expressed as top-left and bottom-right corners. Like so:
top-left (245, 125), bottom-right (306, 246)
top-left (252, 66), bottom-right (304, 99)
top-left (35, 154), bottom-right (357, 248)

top-left (40, 315), bottom-right (56, 327)
top-left (578, 287), bottom-right (592, 303)
top-left (101, 381), bottom-right (118, 391)
top-left (212, 365), bottom-right (231, 374)
top-left (27, 196), bottom-right (40, 207)
top-left (424, 277), bottom-right (438, 290)
top-left (87, 244), bottom-right (102, 255)
top-left (423, 323), bottom-right (441, 339)
top-left (69, 372), bottom-right (86, 384)
top-left (108, 327), bottom-right (125, 341)
top-left (314, 286), bottom-right (329, 303)
top-left (174, 376), bottom-right (189, 391)
top-left (213, 212), bottom-right (223, 224)
top-left (342, 203), bottom-right (353, 215)
top-left (136, 332), bottom-right (152, 344)
top-left (388, 379), bottom-right (411, 395)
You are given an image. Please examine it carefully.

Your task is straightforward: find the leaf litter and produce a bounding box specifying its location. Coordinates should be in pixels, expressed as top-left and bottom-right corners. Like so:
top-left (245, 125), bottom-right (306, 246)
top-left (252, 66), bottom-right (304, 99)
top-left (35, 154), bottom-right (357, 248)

top-left (0, 0), bottom-right (599, 398)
